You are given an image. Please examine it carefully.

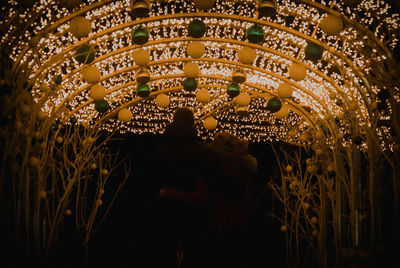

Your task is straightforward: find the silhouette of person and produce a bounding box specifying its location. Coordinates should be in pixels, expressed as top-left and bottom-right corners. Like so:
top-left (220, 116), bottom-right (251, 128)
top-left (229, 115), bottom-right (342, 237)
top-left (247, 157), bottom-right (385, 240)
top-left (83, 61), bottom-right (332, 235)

top-left (149, 107), bottom-right (211, 268)
top-left (205, 131), bottom-right (258, 268)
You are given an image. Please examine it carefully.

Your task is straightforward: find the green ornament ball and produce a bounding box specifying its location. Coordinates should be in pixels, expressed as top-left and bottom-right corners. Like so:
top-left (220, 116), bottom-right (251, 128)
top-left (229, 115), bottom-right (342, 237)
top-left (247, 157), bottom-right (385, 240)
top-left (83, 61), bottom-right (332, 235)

top-left (246, 24), bottom-right (265, 44)
top-left (131, 26), bottom-right (150, 45)
top-left (378, 89), bottom-right (390, 100)
top-left (136, 83), bottom-right (151, 97)
top-left (353, 136), bottom-right (363, 145)
top-left (305, 42), bottom-right (324, 62)
top-left (227, 82), bottom-right (241, 98)
top-left (75, 44), bottom-right (95, 64)
top-left (54, 75), bottom-right (62, 85)
top-left (188, 19), bottom-right (207, 38)
top-left (377, 101), bottom-right (388, 111)
top-left (95, 99), bottom-right (109, 113)
top-left (183, 78), bottom-right (198, 92)
top-left (267, 97), bottom-right (282, 113)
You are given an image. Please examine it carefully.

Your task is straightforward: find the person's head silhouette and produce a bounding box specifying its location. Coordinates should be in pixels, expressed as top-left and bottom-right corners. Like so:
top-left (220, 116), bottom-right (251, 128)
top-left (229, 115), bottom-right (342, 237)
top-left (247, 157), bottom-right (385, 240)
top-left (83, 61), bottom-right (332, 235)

top-left (164, 107), bottom-right (197, 143)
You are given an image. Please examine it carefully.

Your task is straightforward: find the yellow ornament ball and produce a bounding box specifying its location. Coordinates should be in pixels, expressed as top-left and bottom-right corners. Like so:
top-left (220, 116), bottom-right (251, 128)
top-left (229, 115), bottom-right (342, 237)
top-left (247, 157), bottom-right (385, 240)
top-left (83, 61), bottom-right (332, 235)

top-left (235, 93), bottom-right (251, 106)
top-left (203, 116), bottom-right (218, 130)
top-left (285, 165), bottom-right (293, 172)
top-left (40, 191), bottom-right (47, 199)
top-left (311, 216), bottom-right (318, 225)
top-left (90, 84), bottom-right (107, 100)
top-left (275, 104), bottom-right (289, 119)
top-left (196, 88), bottom-right (211, 103)
top-left (102, 169), bottom-right (109, 176)
top-left (320, 14), bottom-right (343, 36)
top-left (289, 63), bottom-right (307, 81)
top-left (118, 108), bottom-right (133, 123)
top-left (69, 16), bottom-right (92, 39)
top-left (65, 209), bottom-right (72, 216)
top-left (90, 163), bottom-right (97, 170)
top-left (37, 110), bottom-right (48, 121)
top-left (187, 41), bottom-right (205, 58)
top-left (238, 46), bottom-right (256, 65)
top-left (288, 130), bottom-right (296, 138)
top-left (155, 94), bottom-right (170, 108)
top-left (298, 133), bottom-right (309, 142)
top-left (30, 156), bottom-right (40, 168)
top-left (82, 65), bottom-right (101, 84)
top-left (56, 136), bottom-right (63, 144)
top-left (277, 82), bottom-right (294, 98)
top-left (280, 225), bottom-right (287, 232)
top-left (132, 48), bottom-right (150, 67)
top-left (184, 62), bottom-right (200, 78)
top-left (97, 200), bottom-right (103, 206)
top-left (193, 0), bottom-right (216, 10)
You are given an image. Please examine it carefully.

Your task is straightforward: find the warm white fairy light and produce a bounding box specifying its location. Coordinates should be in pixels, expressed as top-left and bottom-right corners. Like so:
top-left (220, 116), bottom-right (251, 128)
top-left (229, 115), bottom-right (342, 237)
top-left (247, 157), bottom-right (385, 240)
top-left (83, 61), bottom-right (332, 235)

top-left (2, 0), bottom-right (399, 145)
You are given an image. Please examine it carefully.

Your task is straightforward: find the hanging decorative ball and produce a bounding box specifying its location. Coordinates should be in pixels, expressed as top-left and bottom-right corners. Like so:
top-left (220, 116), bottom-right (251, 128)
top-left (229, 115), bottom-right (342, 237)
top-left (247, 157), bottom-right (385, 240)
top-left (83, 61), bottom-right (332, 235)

top-left (58, 0), bottom-right (82, 10)
top-left (246, 24), bottom-right (265, 44)
top-left (305, 42), bottom-right (324, 62)
top-left (342, 0), bottom-right (362, 8)
top-left (258, 0), bottom-right (277, 18)
top-left (30, 156), bottom-right (40, 168)
top-left (40, 191), bottom-right (47, 199)
top-left (54, 75), bottom-right (62, 85)
top-left (132, 48), bottom-right (150, 67)
top-left (353, 136), bottom-right (363, 145)
top-left (298, 133), bottom-right (309, 142)
top-left (328, 92), bottom-right (337, 100)
top-left (377, 101), bottom-right (388, 111)
top-left (82, 65), bottom-right (100, 84)
top-left (238, 46), bottom-right (257, 65)
top-left (21, 104), bottom-right (30, 116)
top-left (69, 16), bottom-right (92, 39)
top-left (275, 103), bottom-right (289, 119)
top-left (289, 63), bottom-right (307, 81)
top-left (56, 136), bottom-right (63, 144)
top-left (130, 0), bottom-right (150, 18)
top-left (320, 14), bottom-right (343, 36)
top-left (90, 163), bottom-right (97, 170)
top-left (187, 41), bottom-right (205, 58)
top-left (193, 0), bottom-right (216, 10)
top-left (75, 44), bottom-right (95, 64)
top-left (312, 229), bottom-right (318, 237)
top-left (235, 106), bottom-right (249, 116)
top-left (311, 216), bottom-right (318, 225)
top-left (196, 88), bottom-right (211, 103)
top-left (224, 82), bottom-right (240, 98)
top-left (277, 82), bottom-right (294, 98)
top-left (102, 169), bottom-right (109, 176)
top-left (235, 92), bottom-right (251, 106)
top-left (37, 110), bottom-right (48, 121)
top-left (315, 130), bottom-right (324, 139)
top-left (337, 132), bottom-right (344, 139)
top-left (95, 100), bottom-right (109, 113)
top-left (136, 68), bottom-right (151, 84)
top-left (131, 26), bottom-right (150, 45)
top-left (315, 148), bottom-right (324, 156)
top-left (232, 69), bottom-right (247, 83)
top-left (155, 93), bottom-right (170, 108)
top-left (183, 77), bottom-right (198, 92)
top-left (285, 165), bottom-right (293, 172)
top-left (97, 200), bottom-right (103, 206)
top-left (188, 19), bottom-right (207, 38)
top-left (203, 116), bottom-right (218, 130)
top-left (288, 130), bottom-right (296, 138)
top-left (302, 202), bottom-right (310, 210)
top-left (280, 225), bottom-right (287, 232)
top-left (267, 97), bottom-right (282, 112)
top-left (136, 83), bottom-right (151, 97)
top-left (378, 89), bottom-right (390, 100)
top-left (65, 209), bottom-right (72, 216)
top-left (327, 163), bottom-right (335, 172)
top-left (118, 108), bottom-right (133, 122)
top-left (184, 62), bottom-right (200, 78)
top-left (90, 84), bottom-right (107, 100)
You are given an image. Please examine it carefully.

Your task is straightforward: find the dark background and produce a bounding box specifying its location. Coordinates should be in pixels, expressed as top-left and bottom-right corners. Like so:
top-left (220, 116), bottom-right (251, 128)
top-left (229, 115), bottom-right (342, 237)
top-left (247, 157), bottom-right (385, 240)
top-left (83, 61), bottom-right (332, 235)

top-left (1, 133), bottom-right (289, 268)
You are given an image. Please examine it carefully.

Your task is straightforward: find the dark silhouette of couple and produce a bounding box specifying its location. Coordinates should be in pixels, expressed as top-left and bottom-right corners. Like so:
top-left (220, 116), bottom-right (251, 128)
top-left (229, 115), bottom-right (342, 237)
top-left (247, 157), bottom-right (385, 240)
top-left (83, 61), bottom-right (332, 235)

top-left (150, 107), bottom-right (257, 268)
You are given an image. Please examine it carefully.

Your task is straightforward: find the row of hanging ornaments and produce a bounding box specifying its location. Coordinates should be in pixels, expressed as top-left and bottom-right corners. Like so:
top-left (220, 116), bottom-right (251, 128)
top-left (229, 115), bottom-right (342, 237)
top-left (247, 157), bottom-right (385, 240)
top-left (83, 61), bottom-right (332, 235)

top-left (67, 0), bottom-right (345, 131)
